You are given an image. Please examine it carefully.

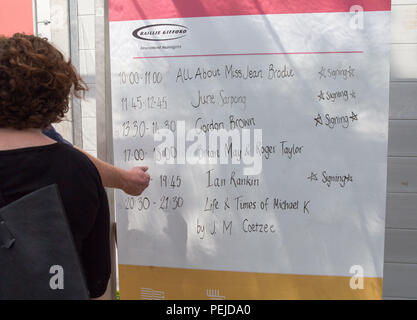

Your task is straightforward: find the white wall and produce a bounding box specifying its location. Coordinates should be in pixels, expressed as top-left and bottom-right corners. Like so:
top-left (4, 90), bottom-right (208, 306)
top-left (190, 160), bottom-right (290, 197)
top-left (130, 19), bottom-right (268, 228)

top-left (35, 0), bottom-right (73, 143)
top-left (77, 0), bottom-right (97, 157)
top-left (35, 0), bottom-right (97, 153)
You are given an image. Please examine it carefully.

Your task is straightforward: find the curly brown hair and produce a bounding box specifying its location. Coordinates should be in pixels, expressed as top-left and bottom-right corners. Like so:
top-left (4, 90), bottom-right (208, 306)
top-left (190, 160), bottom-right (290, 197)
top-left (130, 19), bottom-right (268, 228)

top-left (0, 33), bottom-right (87, 129)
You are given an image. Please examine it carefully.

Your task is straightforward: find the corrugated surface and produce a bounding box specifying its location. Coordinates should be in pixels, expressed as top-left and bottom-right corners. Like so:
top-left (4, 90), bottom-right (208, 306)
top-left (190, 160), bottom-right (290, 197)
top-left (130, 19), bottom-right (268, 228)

top-left (383, 1), bottom-right (417, 300)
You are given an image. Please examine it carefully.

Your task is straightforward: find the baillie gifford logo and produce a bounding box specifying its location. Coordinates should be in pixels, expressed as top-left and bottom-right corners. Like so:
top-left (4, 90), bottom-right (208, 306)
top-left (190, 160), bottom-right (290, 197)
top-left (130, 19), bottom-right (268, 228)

top-left (132, 24), bottom-right (188, 41)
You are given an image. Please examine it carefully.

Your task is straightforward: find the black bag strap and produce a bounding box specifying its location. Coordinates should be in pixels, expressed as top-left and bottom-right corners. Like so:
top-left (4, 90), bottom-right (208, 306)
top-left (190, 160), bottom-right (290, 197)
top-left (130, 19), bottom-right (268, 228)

top-left (0, 190), bottom-right (5, 208)
top-left (0, 220), bottom-right (15, 249)
top-left (0, 190), bottom-right (14, 249)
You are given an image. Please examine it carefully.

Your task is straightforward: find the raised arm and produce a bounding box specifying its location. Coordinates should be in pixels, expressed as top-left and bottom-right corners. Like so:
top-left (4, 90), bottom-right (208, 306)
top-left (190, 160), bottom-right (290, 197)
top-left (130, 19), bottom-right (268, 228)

top-left (42, 126), bottom-right (150, 196)
top-left (75, 146), bottom-right (150, 196)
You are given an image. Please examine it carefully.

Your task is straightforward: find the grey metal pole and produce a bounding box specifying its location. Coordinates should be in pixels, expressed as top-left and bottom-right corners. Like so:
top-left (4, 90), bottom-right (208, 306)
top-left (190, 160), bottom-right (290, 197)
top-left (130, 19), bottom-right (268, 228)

top-left (32, 0), bottom-right (38, 35)
top-left (68, 0), bottom-right (83, 148)
top-left (95, 0), bottom-right (117, 300)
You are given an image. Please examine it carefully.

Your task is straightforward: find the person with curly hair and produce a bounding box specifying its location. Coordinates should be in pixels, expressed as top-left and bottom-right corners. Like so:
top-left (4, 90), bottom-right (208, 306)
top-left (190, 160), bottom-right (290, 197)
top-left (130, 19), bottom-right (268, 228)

top-left (0, 31), bottom-right (150, 197)
top-left (0, 33), bottom-right (111, 298)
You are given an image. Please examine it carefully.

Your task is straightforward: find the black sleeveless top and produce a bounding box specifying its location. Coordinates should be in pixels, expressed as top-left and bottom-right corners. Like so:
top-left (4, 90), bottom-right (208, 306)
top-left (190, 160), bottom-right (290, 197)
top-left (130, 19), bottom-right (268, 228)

top-left (0, 143), bottom-right (110, 298)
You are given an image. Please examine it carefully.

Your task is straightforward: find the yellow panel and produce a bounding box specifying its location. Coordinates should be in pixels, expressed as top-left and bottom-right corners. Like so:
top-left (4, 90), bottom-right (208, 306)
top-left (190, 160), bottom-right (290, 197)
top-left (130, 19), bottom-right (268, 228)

top-left (119, 264), bottom-right (383, 300)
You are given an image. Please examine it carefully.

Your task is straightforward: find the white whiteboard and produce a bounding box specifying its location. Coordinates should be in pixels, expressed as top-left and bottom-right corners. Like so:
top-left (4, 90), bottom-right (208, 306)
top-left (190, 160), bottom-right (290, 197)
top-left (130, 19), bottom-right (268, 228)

top-left (110, 8), bottom-right (390, 279)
